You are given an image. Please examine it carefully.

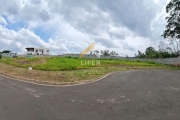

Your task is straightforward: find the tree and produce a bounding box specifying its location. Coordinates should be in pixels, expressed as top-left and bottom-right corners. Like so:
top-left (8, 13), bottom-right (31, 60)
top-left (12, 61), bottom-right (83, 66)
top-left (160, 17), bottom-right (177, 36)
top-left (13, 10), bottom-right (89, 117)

top-left (159, 41), bottom-right (166, 52)
top-left (145, 47), bottom-right (156, 58)
top-left (135, 50), bottom-right (145, 58)
top-left (2, 50), bottom-right (11, 53)
top-left (168, 38), bottom-right (180, 54)
top-left (89, 51), bottom-right (93, 55)
top-left (110, 51), bottom-right (119, 57)
top-left (0, 53), bottom-right (2, 59)
top-left (162, 0), bottom-right (180, 56)
top-left (94, 50), bottom-right (100, 55)
top-left (89, 50), bottom-right (100, 57)
top-left (101, 50), bottom-right (110, 56)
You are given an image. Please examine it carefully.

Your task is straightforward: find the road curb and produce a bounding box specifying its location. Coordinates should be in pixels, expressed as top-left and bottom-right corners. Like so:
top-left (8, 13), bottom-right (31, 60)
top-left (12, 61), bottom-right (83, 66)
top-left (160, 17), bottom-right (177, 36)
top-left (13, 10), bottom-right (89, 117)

top-left (0, 70), bottom-right (135, 87)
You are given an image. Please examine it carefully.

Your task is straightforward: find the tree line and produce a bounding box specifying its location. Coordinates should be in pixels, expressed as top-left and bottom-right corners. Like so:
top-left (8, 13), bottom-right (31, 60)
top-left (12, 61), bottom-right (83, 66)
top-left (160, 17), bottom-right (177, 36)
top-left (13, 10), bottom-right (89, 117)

top-left (135, 45), bottom-right (179, 58)
top-left (89, 50), bottom-right (119, 57)
top-left (136, 0), bottom-right (180, 59)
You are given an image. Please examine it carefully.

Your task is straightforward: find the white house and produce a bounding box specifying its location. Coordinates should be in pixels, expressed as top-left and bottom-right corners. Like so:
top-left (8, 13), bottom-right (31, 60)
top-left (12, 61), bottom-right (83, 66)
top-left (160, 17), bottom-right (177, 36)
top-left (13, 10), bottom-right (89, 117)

top-left (2, 52), bottom-right (17, 57)
top-left (25, 47), bottom-right (49, 55)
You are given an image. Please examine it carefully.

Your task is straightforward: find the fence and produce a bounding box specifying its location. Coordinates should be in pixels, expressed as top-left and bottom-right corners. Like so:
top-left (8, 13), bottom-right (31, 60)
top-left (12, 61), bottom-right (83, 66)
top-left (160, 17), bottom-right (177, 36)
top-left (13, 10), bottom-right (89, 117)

top-left (16, 54), bottom-right (180, 65)
top-left (132, 57), bottom-right (180, 65)
top-left (61, 54), bottom-right (180, 65)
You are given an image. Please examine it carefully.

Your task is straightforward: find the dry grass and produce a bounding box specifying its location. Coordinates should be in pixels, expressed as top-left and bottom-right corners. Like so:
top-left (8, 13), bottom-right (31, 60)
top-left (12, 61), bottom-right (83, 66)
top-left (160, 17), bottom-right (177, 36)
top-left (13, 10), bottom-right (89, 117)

top-left (0, 63), bottom-right (129, 85)
top-left (0, 57), bottom-right (178, 85)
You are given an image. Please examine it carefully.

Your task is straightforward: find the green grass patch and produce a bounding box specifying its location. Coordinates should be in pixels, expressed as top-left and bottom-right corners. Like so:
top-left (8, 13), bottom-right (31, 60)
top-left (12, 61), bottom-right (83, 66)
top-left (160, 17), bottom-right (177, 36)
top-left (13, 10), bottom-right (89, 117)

top-left (0, 57), bottom-right (178, 71)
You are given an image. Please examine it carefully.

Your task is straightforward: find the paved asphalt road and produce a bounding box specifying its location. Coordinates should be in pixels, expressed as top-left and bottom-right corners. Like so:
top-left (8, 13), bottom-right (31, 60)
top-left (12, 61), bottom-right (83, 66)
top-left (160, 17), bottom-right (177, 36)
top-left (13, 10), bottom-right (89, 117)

top-left (0, 70), bottom-right (180, 120)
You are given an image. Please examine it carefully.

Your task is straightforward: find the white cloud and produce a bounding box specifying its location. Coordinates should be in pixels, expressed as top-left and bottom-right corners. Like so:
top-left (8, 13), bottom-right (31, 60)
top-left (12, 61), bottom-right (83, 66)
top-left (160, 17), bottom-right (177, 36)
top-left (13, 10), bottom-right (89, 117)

top-left (0, 26), bottom-right (43, 52)
top-left (0, 26), bottom-right (69, 54)
top-left (0, 0), bottom-right (172, 56)
top-left (0, 16), bottom-right (7, 25)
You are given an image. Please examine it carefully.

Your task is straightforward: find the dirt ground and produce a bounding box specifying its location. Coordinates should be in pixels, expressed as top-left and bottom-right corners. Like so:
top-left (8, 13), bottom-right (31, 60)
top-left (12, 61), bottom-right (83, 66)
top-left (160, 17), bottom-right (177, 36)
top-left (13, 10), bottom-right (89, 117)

top-left (0, 63), bottom-right (128, 85)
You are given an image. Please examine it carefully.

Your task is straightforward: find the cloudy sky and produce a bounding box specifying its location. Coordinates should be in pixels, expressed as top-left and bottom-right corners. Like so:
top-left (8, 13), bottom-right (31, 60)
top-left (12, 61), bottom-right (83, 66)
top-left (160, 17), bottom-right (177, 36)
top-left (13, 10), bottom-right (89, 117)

top-left (0, 0), bottom-right (170, 56)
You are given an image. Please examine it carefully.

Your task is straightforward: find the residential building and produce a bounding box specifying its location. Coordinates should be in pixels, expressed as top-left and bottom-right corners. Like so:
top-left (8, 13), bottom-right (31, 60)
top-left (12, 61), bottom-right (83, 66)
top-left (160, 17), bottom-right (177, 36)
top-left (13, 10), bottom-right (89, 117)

top-left (2, 52), bottom-right (17, 57)
top-left (25, 47), bottom-right (49, 55)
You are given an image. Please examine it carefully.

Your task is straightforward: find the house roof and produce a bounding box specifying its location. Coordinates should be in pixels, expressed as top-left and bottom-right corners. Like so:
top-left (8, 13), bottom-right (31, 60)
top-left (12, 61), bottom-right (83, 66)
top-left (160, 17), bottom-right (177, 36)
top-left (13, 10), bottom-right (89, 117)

top-left (25, 48), bottom-right (34, 49)
top-left (25, 47), bottom-right (49, 49)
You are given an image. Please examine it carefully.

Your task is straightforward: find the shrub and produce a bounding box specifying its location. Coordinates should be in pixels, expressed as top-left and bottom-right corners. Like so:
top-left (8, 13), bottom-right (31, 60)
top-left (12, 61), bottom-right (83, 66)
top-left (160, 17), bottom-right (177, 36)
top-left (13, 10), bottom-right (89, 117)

top-left (147, 61), bottom-right (156, 64)
top-left (65, 56), bottom-right (72, 58)
top-left (136, 59), bottom-right (141, 62)
top-left (0, 54), bottom-right (2, 59)
top-left (73, 57), bottom-right (79, 59)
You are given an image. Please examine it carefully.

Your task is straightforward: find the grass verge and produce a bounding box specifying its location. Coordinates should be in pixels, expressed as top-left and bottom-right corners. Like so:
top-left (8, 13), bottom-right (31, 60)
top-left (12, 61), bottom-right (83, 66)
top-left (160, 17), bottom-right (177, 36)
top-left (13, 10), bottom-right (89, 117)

top-left (0, 57), bottom-right (179, 85)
